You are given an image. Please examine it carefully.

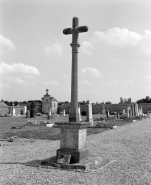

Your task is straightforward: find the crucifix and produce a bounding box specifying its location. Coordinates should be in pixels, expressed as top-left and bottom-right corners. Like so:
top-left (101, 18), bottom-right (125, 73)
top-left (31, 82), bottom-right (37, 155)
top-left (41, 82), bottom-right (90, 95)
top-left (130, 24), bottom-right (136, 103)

top-left (63, 17), bottom-right (88, 122)
top-left (55, 17), bottom-right (91, 165)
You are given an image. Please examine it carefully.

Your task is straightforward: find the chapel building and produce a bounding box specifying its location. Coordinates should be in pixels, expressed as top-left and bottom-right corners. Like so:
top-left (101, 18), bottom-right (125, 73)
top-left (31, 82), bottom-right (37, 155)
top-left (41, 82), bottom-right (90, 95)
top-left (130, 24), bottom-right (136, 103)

top-left (41, 89), bottom-right (58, 114)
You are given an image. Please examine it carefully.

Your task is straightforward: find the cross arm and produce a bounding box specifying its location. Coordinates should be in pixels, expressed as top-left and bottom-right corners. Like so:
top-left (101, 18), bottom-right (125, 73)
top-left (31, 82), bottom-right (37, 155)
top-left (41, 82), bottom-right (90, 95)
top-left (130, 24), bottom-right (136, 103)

top-left (63, 28), bottom-right (72, 35)
top-left (77, 26), bottom-right (88, 33)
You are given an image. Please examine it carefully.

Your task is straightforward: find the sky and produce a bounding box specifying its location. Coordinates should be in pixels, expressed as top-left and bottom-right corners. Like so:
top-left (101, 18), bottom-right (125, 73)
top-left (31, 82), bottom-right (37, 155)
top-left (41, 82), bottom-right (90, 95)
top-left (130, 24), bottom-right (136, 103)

top-left (0, 0), bottom-right (151, 103)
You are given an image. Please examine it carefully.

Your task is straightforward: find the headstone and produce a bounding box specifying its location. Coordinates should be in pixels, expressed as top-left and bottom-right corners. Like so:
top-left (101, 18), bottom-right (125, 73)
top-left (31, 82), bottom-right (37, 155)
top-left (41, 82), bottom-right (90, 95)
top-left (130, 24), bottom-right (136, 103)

top-left (129, 110), bottom-right (132, 117)
top-left (30, 102), bottom-right (36, 118)
top-left (141, 106), bottom-right (143, 114)
top-left (138, 108), bottom-right (141, 116)
top-left (106, 110), bottom-right (109, 118)
top-left (126, 105), bottom-right (129, 118)
top-left (123, 109), bottom-right (126, 114)
top-left (26, 110), bottom-right (30, 118)
top-left (78, 106), bottom-right (82, 121)
top-left (55, 17), bottom-right (90, 164)
top-left (47, 107), bottom-right (52, 120)
top-left (12, 108), bottom-right (15, 115)
top-left (63, 109), bottom-right (66, 116)
top-left (102, 105), bottom-right (106, 114)
top-left (86, 101), bottom-right (93, 125)
top-left (134, 103), bottom-right (139, 116)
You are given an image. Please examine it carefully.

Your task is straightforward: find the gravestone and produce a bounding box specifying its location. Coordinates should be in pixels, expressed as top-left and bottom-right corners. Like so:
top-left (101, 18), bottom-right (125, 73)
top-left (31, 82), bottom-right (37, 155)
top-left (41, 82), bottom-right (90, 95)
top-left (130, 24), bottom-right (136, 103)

top-left (126, 105), bottom-right (130, 118)
top-left (123, 109), bottom-right (126, 115)
top-left (106, 110), bottom-right (109, 118)
top-left (63, 109), bottom-right (66, 116)
top-left (78, 106), bottom-right (82, 121)
top-left (129, 110), bottom-right (132, 117)
top-left (86, 101), bottom-right (93, 125)
top-left (11, 102), bottom-right (16, 115)
top-left (102, 104), bottom-right (106, 114)
top-left (30, 102), bottom-right (36, 118)
top-left (55, 18), bottom-right (100, 167)
top-left (117, 112), bottom-right (120, 119)
top-left (47, 107), bottom-right (52, 120)
top-left (141, 106), bottom-right (143, 114)
top-left (134, 103), bottom-right (139, 116)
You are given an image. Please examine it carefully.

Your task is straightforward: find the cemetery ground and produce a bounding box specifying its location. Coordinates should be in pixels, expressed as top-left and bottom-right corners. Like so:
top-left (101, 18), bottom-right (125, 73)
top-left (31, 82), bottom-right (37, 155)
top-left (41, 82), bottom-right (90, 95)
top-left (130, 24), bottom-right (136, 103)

top-left (1, 115), bottom-right (151, 184)
top-left (0, 114), bottom-right (144, 140)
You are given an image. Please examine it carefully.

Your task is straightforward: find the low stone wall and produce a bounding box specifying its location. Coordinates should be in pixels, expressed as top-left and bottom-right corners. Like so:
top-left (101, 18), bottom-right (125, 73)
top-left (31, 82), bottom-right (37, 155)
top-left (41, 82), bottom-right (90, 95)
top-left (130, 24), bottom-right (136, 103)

top-left (58, 103), bottom-right (151, 115)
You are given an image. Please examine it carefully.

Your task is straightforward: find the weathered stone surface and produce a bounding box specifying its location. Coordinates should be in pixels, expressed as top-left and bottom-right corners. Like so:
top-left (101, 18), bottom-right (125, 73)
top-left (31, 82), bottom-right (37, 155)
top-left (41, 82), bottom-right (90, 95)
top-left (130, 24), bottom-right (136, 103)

top-left (56, 122), bottom-right (90, 163)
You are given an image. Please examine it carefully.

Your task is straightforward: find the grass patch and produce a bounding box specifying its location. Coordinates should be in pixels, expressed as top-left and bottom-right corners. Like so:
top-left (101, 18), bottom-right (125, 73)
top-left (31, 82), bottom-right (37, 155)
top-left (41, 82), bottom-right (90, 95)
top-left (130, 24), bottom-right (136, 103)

top-left (0, 114), bottom-right (147, 140)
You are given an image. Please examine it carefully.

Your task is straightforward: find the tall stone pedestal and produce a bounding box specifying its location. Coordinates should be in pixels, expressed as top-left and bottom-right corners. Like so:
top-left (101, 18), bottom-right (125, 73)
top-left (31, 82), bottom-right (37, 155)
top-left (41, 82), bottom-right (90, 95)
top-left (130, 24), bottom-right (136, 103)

top-left (55, 122), bottom-right (90, 164)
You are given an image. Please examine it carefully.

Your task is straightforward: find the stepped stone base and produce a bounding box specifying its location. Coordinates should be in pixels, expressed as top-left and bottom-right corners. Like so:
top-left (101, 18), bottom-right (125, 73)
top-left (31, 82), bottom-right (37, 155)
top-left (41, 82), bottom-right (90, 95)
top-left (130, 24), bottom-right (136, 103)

top-left (40, 156), bottom-right (103, 171)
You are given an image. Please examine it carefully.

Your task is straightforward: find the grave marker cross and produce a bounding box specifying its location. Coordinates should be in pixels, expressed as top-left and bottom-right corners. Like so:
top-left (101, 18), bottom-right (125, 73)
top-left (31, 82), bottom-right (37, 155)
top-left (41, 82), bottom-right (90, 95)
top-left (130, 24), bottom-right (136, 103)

top-left (63, 17), bottom-right (88, 122)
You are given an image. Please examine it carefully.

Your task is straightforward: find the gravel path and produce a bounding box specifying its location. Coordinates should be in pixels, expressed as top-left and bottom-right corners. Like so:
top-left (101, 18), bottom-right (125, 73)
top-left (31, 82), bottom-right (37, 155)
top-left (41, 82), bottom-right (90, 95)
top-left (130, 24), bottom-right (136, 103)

top-left (1, 118), bottom-right (151, 185)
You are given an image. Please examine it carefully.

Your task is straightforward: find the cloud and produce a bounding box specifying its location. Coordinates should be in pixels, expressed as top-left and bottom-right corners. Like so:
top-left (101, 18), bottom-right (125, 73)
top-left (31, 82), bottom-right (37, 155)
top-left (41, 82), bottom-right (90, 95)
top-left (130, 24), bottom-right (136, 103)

top-left (6, 77), bottom-right (29, 85)
top-left (142, 75), bottom-right (151, 79)
top-left (0, 35), bottom-right (15, 54)
top-left (0, 83), bottom-right (13, 89)
top-left (106, 83), bottom-right (113, 87)
top-left (0, 62), bottom-right (40, 75)
top-left (44, 80), bottom-right (59, 86)
top-left (87, 28), bottom-right (151, 62)
top-left (93, 27), bottom-right (142, 46)
top-left (81, 41), bottom-right (94, 55)
top-left (44, 39), bottom-right (63, 56)
top-left (81, 67), bottom-right (101, 77)
top-left (79, 79), bottom-right (92, 85)
top-left (114, 80), bottom-right (119, 83)
top-left (125, 80), bottom-right (134, 83)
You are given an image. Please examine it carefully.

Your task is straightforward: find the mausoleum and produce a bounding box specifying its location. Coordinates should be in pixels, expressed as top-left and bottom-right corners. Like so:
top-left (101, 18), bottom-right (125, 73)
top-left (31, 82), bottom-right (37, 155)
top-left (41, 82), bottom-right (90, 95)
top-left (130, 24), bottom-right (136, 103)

top-left (41, 89), bottom-right (58, 114)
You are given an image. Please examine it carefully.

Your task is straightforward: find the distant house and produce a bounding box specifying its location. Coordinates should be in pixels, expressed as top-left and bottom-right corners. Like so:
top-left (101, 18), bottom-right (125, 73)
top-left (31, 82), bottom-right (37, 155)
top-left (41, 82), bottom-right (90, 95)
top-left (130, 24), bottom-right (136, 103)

top-left (0, 102), bottom-right (9, 116)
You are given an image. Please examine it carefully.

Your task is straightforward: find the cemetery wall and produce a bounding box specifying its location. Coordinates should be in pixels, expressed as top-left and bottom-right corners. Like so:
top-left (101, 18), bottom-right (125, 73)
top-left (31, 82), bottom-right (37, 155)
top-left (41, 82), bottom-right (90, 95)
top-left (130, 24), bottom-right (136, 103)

top-left (137, 103), bottom-right (151, 113)
top-left (58, 103), bottom-right (151, 114)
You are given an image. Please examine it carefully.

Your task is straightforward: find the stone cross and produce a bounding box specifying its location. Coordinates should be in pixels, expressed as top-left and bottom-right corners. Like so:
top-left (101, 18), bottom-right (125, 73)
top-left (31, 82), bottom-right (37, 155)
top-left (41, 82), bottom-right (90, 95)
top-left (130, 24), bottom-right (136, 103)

top-left (46, 89), bottom-right (49, 95)
top-left (63, 17), bottom-right (88, 122)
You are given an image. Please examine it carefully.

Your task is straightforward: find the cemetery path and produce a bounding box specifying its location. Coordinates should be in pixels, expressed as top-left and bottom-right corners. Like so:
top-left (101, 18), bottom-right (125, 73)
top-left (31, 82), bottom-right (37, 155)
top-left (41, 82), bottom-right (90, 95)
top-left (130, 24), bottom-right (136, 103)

top-left (0, 118), bottom-right (151, 185)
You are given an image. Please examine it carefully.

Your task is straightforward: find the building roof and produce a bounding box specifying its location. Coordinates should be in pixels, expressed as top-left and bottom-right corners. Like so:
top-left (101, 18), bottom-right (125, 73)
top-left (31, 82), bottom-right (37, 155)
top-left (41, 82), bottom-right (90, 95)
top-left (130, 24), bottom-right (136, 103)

top-left (0, 102), bottom-right (8, 107)
top-left (51, 97), bottom-right (58, 102)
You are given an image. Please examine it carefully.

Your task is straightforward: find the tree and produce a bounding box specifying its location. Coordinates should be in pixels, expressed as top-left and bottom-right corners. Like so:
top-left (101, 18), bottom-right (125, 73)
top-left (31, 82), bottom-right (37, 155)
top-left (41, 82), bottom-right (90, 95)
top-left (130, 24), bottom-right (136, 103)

top-left (137, 96), bottom-right (151, 103)
top-left (105, 101), bottom-right (112, 104)
top-left (4, 101), bottom-right (10, 106)
top-left (14, 101), bottom-right (18, 106)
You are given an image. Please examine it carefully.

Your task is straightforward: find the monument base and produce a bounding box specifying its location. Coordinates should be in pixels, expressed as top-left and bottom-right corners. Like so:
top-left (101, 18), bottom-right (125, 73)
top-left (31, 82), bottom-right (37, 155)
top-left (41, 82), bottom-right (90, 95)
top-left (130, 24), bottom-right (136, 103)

top-left (55, 122), bottom-right (90, 164)
top-left (57, 148), bottom-right (89, 164)
top-left (40, 155), bottom-right (103, 172)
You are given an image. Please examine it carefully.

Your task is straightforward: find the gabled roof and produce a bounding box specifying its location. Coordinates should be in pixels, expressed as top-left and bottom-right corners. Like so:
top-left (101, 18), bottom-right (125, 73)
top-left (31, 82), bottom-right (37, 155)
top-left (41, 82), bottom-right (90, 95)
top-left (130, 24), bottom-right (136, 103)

top-left (51, 97), bottom-right (58, 102)
top-left (0, 102), bottom-right (8, 107)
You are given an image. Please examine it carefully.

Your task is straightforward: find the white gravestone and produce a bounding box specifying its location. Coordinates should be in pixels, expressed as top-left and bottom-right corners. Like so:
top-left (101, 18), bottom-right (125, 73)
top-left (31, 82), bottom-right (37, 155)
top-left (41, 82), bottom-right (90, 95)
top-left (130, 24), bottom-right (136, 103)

top-left (86, 101), bottom-right (93, 125)
top-left (78, 107), bottom-right (82, 121)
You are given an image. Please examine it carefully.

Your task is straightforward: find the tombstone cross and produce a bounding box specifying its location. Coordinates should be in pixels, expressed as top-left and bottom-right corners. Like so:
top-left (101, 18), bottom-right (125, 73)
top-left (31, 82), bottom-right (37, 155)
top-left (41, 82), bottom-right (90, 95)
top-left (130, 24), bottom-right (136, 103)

top-left (63, 17), bottom-right (88, 122)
